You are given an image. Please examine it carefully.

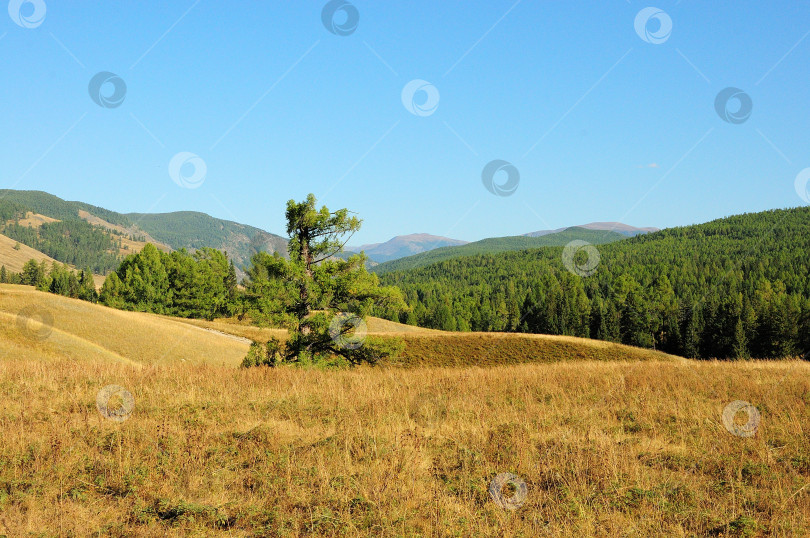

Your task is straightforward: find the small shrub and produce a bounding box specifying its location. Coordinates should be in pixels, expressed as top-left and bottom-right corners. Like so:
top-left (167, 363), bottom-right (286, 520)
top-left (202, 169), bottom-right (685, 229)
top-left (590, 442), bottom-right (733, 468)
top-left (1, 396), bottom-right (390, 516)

top-left (241, 338), bottom-right (283, 368)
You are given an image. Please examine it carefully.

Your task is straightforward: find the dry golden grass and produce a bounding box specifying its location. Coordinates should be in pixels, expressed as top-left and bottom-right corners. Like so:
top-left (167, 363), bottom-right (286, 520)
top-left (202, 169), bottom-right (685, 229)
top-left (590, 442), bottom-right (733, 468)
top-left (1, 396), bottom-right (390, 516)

top-left (0, 233), bottom-right (59, 274)
top-left (0, 358), bottom-right (807, 536)
top-left (117, 236), bottom-right (157, 256)
top-left (174, 316), bottom-right (684, 367)
top-left (168, 315), bottom-right (440, 343)
top-left (0, 285), bottom-right (250, 367)
top-left (390, 333), bottom-right (683, 367)
top-left (1, 285), bottom-right (808, 535)
top-left (17, 211), bottom-right (58, 228)
top-left (169, 316), bottom-right (287, 342)
top-left (1, 286), bottom-right (676, 370)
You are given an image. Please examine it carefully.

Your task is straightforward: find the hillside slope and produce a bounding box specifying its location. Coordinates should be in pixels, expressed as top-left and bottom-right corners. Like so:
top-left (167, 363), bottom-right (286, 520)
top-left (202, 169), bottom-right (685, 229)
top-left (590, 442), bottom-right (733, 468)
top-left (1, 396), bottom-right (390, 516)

top-left (0, 232), bottom-right (60, 273)
top-left (0, 285), bottom-right (250, 367)
top-left (0, 190), bottom-right (288, 276)
top-left (0, 189), bottom-right (129, 225)
top-left (0, 233), bottom-right (107, 288)
top-left (170, 312), bottom-right (685, 367)
top-left (125, 211), bottom-right (287, 271)
top-left (1, 285), bottom-right (683, 368)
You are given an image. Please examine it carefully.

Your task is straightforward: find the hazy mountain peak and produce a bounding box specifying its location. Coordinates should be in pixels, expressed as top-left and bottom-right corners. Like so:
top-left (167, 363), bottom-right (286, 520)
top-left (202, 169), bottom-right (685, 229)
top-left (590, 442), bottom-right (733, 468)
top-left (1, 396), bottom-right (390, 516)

top-left (524, 222), bottom-right (658, 237)
top-left (349, 233), bottom-right (468, 263)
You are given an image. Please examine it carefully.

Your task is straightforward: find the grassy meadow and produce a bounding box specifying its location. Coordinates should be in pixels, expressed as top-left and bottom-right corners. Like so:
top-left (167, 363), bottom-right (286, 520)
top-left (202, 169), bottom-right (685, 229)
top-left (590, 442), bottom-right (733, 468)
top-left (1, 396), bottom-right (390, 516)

top-left (0, 285), bottom-right (808, 536)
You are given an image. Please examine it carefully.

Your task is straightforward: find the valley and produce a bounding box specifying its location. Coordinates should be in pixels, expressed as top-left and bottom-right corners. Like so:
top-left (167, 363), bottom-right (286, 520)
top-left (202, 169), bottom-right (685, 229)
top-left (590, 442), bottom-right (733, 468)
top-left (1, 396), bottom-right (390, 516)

top-left (4, 3), bottom-right (810, 532)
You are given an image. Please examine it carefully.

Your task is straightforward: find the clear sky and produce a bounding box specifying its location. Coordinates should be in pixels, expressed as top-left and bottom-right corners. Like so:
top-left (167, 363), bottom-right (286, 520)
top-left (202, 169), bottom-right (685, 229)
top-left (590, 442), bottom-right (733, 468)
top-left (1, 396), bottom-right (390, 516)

top-left (2, 1), bottom-right (809, 244)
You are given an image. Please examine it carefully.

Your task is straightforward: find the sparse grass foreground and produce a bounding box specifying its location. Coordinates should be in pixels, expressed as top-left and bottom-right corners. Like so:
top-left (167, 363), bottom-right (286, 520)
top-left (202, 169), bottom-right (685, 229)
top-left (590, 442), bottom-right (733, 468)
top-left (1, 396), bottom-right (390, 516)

top-left (0, 358), bottom-right (808, 536)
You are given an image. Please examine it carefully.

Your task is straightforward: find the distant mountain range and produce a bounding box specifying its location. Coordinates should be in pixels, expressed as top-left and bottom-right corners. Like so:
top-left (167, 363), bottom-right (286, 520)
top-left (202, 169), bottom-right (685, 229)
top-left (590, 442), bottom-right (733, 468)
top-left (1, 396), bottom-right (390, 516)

top-left (347, 233), bottom-right (469, 263)
top-left (524, 222), bottom-right (658, 237)
top-left (0, 189), bottom-right (658, 279)
top-left (371, 227), bottom-right (633, 274)
top-left (349, 224), bottom-right (656, 264)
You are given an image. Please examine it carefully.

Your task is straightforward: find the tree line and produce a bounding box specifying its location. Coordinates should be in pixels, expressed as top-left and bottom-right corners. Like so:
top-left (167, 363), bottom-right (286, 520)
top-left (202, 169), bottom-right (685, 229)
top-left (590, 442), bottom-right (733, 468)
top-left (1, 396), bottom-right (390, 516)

top-left (2, 247), bottom-right (239, 321)
top-left (1, 259), bottom-right (98, 302)
top-left (98, 244), bottom-right (239, 320)
top-left (378, 207), bottom-right (810, 359)
top-left (7, 200), bottom-right (809, 361)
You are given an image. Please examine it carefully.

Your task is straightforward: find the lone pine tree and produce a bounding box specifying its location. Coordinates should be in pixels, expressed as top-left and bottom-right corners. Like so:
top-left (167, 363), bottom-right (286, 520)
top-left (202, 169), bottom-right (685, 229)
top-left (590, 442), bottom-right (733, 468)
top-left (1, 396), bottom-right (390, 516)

top-left (244, 194), bottom-right (406, 366)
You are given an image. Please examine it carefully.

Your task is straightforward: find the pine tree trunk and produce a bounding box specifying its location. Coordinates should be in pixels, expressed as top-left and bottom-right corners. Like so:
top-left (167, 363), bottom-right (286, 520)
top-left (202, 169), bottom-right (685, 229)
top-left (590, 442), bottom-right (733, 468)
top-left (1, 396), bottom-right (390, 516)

top-left (298, 229), bottom-right (313, 334)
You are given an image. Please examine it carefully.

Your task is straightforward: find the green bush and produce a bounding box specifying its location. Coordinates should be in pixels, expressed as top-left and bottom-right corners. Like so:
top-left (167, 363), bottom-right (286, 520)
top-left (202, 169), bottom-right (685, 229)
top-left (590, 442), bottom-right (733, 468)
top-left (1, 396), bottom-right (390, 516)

top-left (240, 338), bottom-right (283, 368)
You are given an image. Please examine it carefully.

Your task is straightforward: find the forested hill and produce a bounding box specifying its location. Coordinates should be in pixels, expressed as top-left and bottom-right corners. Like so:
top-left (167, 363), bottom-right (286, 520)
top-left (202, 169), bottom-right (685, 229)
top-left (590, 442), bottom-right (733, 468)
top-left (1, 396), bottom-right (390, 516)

top-left (0, 190), bottom-right (287, 274)
top-left (372, 227), bottom-right (629, 274)
top-left (0, 190), bottom-right (129, 226)
top-left (0, 191), bottom-right (123, 273)
top-left (379, 206), bottom-right (810, 360)
top-left (125, 212), bottom-right (287, 271)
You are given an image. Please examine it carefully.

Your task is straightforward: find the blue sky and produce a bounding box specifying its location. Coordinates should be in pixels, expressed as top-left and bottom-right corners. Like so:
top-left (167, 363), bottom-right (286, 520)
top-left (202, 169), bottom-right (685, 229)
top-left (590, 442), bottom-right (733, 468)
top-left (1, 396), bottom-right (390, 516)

top-left (2, 1), bottom-right (809, 244)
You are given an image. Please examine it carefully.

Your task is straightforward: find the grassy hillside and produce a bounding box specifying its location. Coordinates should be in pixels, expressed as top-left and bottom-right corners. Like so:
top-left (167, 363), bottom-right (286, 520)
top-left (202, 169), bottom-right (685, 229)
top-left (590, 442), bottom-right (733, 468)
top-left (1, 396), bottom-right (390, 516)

top-left (1, 356), bottom-right (806, 535)
top-left (373, 227), bottom-right (628, 274)
top-left (173, 315), bottom-right (682, 367)
top-left (78, 210), bottom-right (172, 253)
top-left (0, 285), bottom-right (250, 367)
top-left (0, 232), bottom-right (59, 273)
top-left (0, 285), bottom-right (678, 368)
top-left (0, 233), bottom-right (107, 288)
top-left (2, 285), bottom-right (807, 535)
